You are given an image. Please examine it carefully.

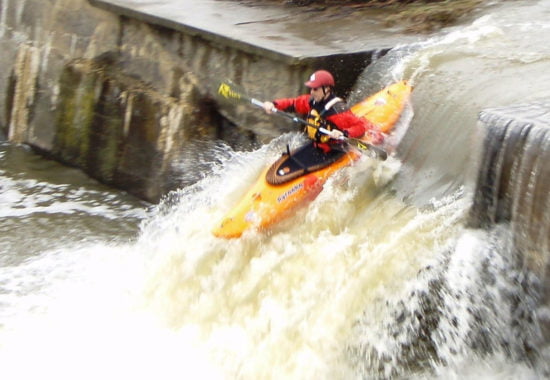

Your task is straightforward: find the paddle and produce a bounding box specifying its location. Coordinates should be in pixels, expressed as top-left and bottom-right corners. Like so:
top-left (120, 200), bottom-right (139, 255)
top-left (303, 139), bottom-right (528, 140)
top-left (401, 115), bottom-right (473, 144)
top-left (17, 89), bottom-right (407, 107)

top-left (217, 82), bottom-right (388, 160)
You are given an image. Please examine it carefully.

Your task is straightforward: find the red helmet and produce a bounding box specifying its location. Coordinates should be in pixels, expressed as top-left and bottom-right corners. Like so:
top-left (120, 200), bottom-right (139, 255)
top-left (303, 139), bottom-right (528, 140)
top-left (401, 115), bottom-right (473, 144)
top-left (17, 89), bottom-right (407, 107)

top-left (304, 70), bottom-right (335, 88)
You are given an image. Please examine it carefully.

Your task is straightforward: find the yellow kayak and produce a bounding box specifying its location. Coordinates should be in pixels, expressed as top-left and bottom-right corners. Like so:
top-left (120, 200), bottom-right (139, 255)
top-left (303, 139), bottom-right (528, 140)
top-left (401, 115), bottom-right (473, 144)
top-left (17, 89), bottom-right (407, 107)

top-left (212, 80), bottom-right (412, 238)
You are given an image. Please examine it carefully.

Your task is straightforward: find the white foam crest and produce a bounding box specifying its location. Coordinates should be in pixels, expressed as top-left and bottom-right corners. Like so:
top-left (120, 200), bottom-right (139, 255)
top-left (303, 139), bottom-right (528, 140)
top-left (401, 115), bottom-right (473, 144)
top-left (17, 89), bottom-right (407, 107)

top-left (352, 14), bottom-right (507, 101)
top-left (400, 18), bottom-right (504, 85)
top-left (399, 4), bottom-right (550, 85)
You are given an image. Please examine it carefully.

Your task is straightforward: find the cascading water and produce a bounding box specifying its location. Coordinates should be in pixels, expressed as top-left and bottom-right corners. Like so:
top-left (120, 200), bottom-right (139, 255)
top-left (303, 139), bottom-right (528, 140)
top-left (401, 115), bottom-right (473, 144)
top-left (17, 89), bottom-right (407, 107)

top-left (1, 1), bottom-right (550, 379)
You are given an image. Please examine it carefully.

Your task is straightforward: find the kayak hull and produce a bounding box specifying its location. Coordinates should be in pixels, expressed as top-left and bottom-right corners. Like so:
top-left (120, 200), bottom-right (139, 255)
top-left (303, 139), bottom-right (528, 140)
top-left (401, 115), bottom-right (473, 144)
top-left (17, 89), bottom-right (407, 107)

top-left (212, 80), bottom-right (412, 238)
top-left (212, 151), bottom-right (359, 238)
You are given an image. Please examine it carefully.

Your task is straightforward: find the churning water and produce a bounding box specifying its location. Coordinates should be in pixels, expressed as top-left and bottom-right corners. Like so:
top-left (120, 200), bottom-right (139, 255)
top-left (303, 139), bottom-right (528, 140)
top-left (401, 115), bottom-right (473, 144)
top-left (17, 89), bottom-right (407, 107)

top-left (2, 1), bottom-right (550, 379)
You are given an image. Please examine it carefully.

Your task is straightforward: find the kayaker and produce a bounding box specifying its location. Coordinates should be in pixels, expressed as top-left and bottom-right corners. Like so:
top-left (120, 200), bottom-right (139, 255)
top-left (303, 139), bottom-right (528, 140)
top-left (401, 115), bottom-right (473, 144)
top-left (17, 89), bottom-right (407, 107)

top-left (262, 69), bottom-right (382, 153)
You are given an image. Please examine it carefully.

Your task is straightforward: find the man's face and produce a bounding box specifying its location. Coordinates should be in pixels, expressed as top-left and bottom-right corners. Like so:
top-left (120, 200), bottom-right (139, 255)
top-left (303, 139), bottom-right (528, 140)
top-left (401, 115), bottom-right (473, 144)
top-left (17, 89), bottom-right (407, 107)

top-left (309, 86), bottom-right (326, 103)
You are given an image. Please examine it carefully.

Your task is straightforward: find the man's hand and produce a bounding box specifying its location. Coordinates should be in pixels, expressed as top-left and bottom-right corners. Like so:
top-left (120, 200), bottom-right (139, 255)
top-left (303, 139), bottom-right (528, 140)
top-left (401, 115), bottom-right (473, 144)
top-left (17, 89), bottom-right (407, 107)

top-left (263, 101), bottom-right (276, 114)
top-left (327, 129), bottom-right (345, 140)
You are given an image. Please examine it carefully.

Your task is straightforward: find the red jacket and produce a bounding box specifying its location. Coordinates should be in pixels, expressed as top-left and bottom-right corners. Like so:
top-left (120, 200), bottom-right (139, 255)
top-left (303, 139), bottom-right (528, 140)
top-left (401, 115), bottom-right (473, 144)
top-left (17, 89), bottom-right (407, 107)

top-left (273, 94), bottom-right (375, 139)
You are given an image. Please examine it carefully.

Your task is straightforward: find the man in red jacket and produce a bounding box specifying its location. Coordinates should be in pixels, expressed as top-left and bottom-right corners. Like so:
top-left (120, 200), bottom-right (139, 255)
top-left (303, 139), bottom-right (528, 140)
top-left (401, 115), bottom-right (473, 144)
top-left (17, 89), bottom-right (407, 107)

top-left (263, 70), bottom-right (381, 153)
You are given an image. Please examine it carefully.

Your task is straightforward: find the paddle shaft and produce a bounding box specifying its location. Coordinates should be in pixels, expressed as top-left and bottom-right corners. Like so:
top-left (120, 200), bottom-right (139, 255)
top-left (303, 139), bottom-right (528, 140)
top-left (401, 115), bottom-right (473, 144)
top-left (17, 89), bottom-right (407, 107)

top-left (250, 98), bottom-right (331, 135)
top-left (218, 83), bottom-right (387, 160)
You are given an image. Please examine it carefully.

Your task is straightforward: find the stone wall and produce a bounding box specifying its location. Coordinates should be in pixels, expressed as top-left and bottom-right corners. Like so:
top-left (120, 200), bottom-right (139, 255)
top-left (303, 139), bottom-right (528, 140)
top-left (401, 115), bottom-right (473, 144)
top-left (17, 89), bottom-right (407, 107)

top-left (0, 0), bottom-right (375, 201)
top-left (1, 0), bottom-right (120, 144)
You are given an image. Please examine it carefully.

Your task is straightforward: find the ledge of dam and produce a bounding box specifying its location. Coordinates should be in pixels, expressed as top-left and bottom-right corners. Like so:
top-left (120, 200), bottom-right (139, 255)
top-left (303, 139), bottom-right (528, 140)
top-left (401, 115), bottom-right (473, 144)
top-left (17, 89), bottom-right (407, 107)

top-left (0, 0), bottom-right (422, 202)
top-left (89, 0), bottom-right (415, 60)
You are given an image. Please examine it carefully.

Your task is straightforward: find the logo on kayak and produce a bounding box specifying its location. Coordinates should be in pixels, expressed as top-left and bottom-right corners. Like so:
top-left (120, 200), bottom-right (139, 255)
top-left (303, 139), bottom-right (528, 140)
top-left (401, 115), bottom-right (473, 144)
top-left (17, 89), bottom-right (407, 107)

top-left (277, 183), bottom-right (304, 203)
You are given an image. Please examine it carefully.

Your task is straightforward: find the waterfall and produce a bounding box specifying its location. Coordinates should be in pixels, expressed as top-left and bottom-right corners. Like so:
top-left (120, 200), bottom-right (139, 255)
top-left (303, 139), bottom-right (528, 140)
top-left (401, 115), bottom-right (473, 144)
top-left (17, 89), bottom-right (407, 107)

top-left (470, 102), bottom-right (550, 274)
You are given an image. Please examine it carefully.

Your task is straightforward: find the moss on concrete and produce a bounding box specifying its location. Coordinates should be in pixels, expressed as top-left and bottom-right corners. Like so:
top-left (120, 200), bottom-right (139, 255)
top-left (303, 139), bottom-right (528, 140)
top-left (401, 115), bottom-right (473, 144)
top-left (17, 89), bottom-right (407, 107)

top-left (54, 59), bottom-right (132, 185)
top-left (54, 60), bottom-right (99, 166)
top-left (51, 54), bottom-right (223, 202)
top-left (85, 78), bottom-right (125, 182)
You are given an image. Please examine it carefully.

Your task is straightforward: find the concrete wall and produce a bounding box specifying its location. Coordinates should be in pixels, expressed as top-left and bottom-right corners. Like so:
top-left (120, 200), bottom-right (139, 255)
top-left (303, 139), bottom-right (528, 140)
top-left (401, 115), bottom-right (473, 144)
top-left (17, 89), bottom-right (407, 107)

top-left (0, 0), bottom-right (375, 201)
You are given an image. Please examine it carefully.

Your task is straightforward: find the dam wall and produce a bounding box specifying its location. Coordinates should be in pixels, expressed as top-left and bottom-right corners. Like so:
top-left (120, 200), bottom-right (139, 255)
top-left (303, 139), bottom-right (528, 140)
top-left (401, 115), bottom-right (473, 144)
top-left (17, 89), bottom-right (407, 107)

top-left (469, 102), bottom-right (550, 342)
top-left (469, 102), bottom-right (550, 273)
top-left (0, 0), bottom-right (395, 201)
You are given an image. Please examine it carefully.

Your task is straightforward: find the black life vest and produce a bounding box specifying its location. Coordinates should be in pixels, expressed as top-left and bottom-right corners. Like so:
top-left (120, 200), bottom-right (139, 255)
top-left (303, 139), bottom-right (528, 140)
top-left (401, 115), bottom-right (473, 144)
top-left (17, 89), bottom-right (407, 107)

top-left (306, 94), bottom-right (345, 142)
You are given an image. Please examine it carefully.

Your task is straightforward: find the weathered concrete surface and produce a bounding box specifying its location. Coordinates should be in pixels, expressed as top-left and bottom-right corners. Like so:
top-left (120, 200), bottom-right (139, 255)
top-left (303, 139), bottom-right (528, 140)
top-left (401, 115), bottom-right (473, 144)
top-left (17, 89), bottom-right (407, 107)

top-left (1, 0), bottom-right (121, 145)
top-left (0, 0), bottom-right (419, 201)
top-left (89, 0), bottom-right (414, 59)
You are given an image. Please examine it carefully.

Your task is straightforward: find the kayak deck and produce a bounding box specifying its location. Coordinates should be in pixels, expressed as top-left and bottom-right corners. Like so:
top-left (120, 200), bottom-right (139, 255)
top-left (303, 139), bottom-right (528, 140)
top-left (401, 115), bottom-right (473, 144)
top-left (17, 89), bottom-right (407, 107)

top-left (266, 144), bottom-right (347, 185)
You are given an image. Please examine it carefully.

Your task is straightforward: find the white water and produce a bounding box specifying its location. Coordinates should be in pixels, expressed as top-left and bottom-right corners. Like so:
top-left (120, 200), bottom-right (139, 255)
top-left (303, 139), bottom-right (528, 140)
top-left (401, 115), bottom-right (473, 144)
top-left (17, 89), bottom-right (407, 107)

top-left (2, 1), bottom-right (550, 378)
top-left (1, 135), bottom-right (538, 379)
top-left (0, 136), bottom-right (471, 379)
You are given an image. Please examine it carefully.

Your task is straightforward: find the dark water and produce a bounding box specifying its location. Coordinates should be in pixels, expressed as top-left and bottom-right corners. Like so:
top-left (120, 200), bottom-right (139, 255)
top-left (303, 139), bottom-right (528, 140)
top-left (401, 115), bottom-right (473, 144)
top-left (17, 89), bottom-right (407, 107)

top-left (0, 142), bottom-right (148, 263)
